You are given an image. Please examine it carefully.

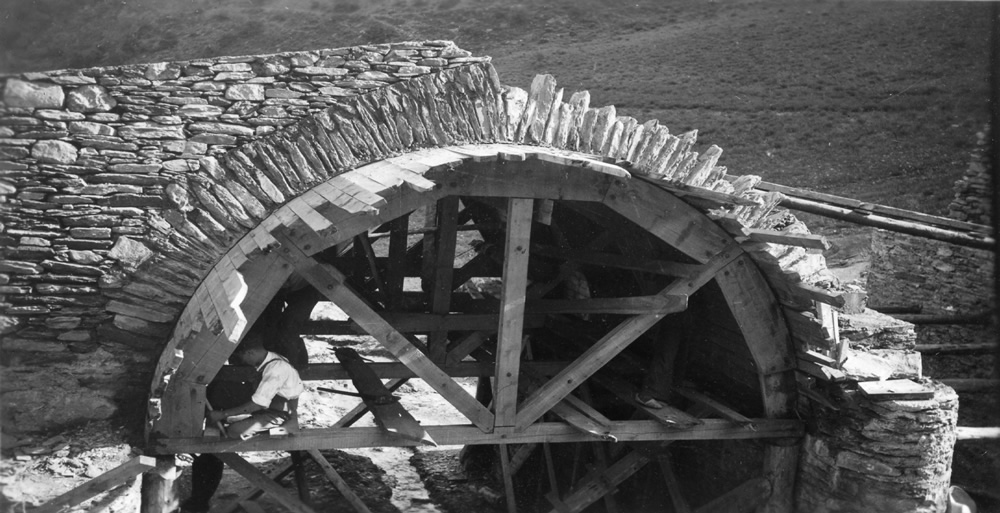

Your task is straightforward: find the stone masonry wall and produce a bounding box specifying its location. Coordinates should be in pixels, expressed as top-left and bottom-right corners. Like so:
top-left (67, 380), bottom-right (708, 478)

top-left (948, 127), bottom-right (991, 226)
top-left (0, 41), bottom-right (491, 433)
top-left (796, 382), bottom-right (958, 513)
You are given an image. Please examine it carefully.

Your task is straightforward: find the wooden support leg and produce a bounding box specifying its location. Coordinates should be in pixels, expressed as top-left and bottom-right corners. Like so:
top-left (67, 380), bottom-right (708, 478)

top-left (291, 451), bottom-right (311, 505)
top-left (140, 456), bottom-right (178, 513)
top-left (498, 444), bottom-right (518, 513)
top-left (307, 449), bottom-right (373, 513)
top-left (656, 454), bottom-right (692, 513)
top-left (217, 461), bottom-right (297, 513)
top-left (216, 453), bottom-right (318, 513)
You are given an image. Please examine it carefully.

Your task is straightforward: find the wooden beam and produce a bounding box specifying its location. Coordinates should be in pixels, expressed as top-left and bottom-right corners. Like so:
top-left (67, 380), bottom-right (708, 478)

top-left (938, 378), bottom-right (998, 393)
top-left (495, 198), bottom-right (534, 428)
top-left (590, 373), bottom-right (701, 429)
top-left (796, 359), bottom-right (847, 383)
top-left (307, 450), bottom-right (373, 513)
top-left (272, 360), bottom-right (573, 382)
top-left (499, 445), bottom-right (518, 513)
top-left (637, 174), bottom-right (759, 207)
top-left (151, 419), bottom-right (805, 454)
top-left (216, 453), bottom-right (318, 513)
top-left (716, 254), bottom-right (797, 375)
top-left (217, 460), bottom-right (297, 513)
top-left (37, 456), bottom-right (156, 513)
top-left (753, 180), bottom-right (992, 235)
top-left (270, 227), bottom-right (496, 433)
top-left (956, 427), bottom-right (1000, 440)
top-left (301, 312), bottom-right (546, 336)
top-left (354, 234), bottom-right (386, 302)
top-left (140, 456), bottom-right (177, 513)
top-left (746, 229), bottom-right (830, 251)
top-left (915, 343), bottom-right (998, 355)
top-left (515, 245), bottom-right (740, 429)
top-left (547, 450), bottom-right (650, 513)
top-left (530, 243), bottom-right (702, 278)
top-left (602, 177), bottom-right (733, 263)
top-left (693, 476), bottom-right (771, 513)
top-left (775, 195), bottom-right (994, 250)
top-left (674, 386), bottom-right (755, 427)
top-left (335, 347), bottom-right (436, 446)
top-left (657, 455), bottom-right (692, 513)
top-left (429, 197), bottom-right (461, 361)
top-left (385, 214), bottom-right (409, 309)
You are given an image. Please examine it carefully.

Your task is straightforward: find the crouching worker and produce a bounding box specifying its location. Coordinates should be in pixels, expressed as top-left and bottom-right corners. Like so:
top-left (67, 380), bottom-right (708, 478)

top-left (207, 335), bottom-right (306, 439)
top-left (180, 335), bottom-right (306, 513)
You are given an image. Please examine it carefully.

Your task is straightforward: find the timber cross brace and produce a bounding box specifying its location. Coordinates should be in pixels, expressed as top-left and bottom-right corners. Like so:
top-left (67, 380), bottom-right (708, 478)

top-left (5, 40), bottom-right (918, 513)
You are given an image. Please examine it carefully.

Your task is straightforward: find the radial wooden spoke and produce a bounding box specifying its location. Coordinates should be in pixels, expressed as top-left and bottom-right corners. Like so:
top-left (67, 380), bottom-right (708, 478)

top-left (216, 453), bottom-right (318, 513)
top-left (515, 244), bottom-right (742, 429)
top-left (385, 214), bottom-right (410, 308)
top-left (429, 197), bottom-right (461, 360)
top-left (495, 197), bottom-right (534, 429)
top-left (531, 244), bottom-right (703, 278)
top-left (271, 226), bottom-right (496, 432)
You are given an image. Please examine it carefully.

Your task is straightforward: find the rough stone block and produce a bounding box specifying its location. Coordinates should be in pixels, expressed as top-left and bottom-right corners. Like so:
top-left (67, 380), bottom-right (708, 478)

top-left (225, 84), bottom-right (265, 101)
top-left (30, 140), bottom-right (78, 164)
top-left (108, 236), bottom-right (153, 271)
top-left (66, 85), bottom-right (117, 112)
top-left (3, 79), bottom-right (65, 108)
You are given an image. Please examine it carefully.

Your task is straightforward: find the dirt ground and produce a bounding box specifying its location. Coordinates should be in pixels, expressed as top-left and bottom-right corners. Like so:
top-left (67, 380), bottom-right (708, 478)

top-left (2, 226), bottom-right (997, 513)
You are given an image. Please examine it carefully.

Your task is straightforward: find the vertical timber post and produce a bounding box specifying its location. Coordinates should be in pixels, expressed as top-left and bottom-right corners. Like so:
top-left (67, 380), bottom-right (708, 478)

top-left (140, 456), bottom-right (177, 513)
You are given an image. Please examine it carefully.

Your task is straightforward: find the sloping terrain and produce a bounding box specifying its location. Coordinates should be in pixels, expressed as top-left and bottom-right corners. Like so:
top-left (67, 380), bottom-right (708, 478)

top-left (1, 0), bottom-right (991, 216)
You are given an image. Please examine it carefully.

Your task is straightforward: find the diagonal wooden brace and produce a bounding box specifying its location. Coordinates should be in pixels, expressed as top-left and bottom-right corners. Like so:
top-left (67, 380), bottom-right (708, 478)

top-left (271, 226), bottom-right (496, 432)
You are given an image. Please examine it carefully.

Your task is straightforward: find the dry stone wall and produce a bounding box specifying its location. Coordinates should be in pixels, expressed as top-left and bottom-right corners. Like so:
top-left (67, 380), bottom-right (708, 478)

top-left (948, 127), bottom-right (991, 225)
top-left (0, 41), bottom-right (494, 432)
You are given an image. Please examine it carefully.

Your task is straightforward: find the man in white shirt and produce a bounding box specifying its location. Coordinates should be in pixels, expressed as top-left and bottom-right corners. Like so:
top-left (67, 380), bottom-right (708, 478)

top-left (181, 335), bottom-right (306, 513)
top-left (207, 338), bottom-right (306, 439)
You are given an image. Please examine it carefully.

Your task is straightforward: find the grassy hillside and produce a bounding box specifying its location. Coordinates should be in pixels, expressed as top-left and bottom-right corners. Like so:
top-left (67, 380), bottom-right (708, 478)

top-left (0, 0), bottom-right (992, 218)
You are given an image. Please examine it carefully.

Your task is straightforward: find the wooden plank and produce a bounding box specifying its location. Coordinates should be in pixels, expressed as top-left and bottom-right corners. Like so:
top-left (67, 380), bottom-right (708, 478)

top-left (590, 373), bottom-right (701, 429)
top-left (335, 347), bottom-right (436, 446)
top-left (674, 386), bottom-right (755, 427)
top-left (548, 450), bottom-right (650, 513)
top-left (359, 160), bottom-right (438, 192)
top-left (429, 197), bottom-right (461, 361)
top-left (956, 427), bottom-right (1000, 440)
top-left (531, 148), bottom-right (631, 178)
top-left (657, 455), bottom-right (692, 513)
top-left (150, 418), bottom-right (806, 454)
top-left (216, 461), bottom-right (297, 513)
top-left (216, 453), bottom-right (318, 513)
top-left (916, 343), bottom-right (998, 355)
top-left (448, 144), bottom-right (503, 162)
top-left (637, 174), bottom-right (758, 207)
top-left (286, 198), bottom-right (335, 234)
top-left (238, 501), bottom-right (267, 513)
top-left (796, 359), bottom-right (847, 382)
top-left (499, 445), bottom-right (518, 513)
top-left (531, 244), bottom-right (702, 278)
top-left (35, 456), bottom-right (156, 513)
top-left (430, 160), bottom-right (614, 203)
top-left (495, 197), bottom-right (533, 428)
top-left (528, 295), bottom-right (687, 315)
top-left (715, 255), bottom-right (797, 374)
top-left (307, 449), bottom-right (373, 513)
top-left (775, 195), bottom-right (994, 250)
top-left (602, 177), bottom-right (733, 263)
top-left (232, 360), bottom-right (569, 382)
top-left (753, 180), bottom-right (992, 234)
top-left (693, 476), bottom-right (771, 513)
top-left (858, 379), bottom-right (935, 400)
top-left (746, 229), bottom-right (830, 251)
top-left (270, 226), bottom-right (496, 432)
top-left (385, 213), bottom-right (409, 308)
top-left (515, 245), bottom-right (740, 429)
